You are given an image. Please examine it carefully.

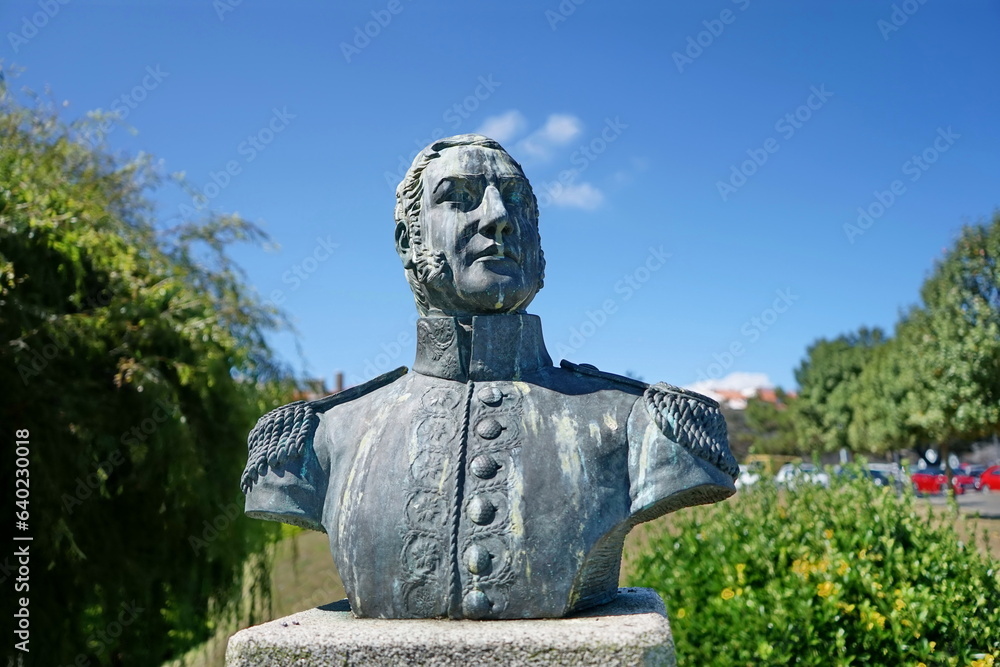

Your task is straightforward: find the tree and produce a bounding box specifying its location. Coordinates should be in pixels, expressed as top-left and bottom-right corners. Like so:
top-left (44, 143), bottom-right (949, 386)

top-left (894, 215), bottom-right (1000, 470)
top-left (791, 328), bottom-right (886, 454)
top-left (744, 389), bottom-right (799, 455)
top-left (847, 337), bottom-right (915, 455)
top-left (0, 80), bottom-right (292, 664)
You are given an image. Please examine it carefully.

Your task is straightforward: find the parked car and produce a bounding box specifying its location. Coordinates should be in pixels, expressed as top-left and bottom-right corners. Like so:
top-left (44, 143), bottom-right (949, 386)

top-left (775, 463), bottom-right (830, 488)
top-left (978, 465), bottom-right (1000, 493)
top-left (837, 466), bottom-right (894, 488)
top-left (965, 465), bottom-right (987, 490)
top-left (953, 469), bottom-right (977, 491)
top-left (865, 468), bottom-right (893, 487)
top-left (735, 464), bottom-right (761, 490)
top-left (910, 467), bottom-right (972, 495)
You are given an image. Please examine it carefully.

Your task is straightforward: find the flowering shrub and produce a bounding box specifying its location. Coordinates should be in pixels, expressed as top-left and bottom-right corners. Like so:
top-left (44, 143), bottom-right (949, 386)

top-left (625, 470), bottom-right (1000, 666)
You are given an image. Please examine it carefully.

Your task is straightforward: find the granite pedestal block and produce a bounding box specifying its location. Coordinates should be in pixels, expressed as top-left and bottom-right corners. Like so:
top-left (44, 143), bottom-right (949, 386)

top-left (225, 587), bottom-right (675, 666)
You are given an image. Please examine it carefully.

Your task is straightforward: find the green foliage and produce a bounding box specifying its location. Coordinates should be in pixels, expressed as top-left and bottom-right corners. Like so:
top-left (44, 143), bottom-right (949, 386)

top-left (0, 81), bottom-right (292, 664)
top-left (719, 406), bottom-right (753, 462)
top-left (745, 389), bottom-right (799, 455)
top-left (791, 328), bottom-right (886, 453)
top-left (848, 338), bottom-right (916, 454)
top-left (901, 216), bottom-right (1000, 445)
top-left (626, 472), bottom-right (1000, 666)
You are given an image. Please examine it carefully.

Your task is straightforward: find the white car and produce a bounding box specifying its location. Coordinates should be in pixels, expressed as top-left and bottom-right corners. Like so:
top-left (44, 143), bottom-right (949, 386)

top-left (735, 464), bottom-right (760, 490)
top-left (774, 463), bottom-right (830, 488)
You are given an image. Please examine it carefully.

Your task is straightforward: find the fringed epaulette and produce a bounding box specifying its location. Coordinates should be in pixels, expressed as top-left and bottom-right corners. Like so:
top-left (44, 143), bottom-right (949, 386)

top-left (241, 366), bottom-right (408, 493)
top-left (644, 382), bottom-right (739, 479)
top-left (560, 359), bottom-right (649, 391)
top-left (241, 401), bottom-right (318, 494)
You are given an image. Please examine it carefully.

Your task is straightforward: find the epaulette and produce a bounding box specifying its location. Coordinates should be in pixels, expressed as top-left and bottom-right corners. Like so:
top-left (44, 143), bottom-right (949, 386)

top-left (241, 366), bottom-right (408, 493)
top-left (643, 382), bottom-right (738, 479)
top-left (559, 359), bottom-right (649, 391)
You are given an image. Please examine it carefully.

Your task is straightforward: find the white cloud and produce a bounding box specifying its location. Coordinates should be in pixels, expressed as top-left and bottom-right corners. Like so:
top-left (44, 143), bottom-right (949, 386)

top-left (516, 113), bottom-right (583, 159)
top-left (475, 110), bottom-right (527, 144)
top-left (548, 182), bottom-right (604, 210)
top-left (539, 114), bottom-right (582, 143)
top-left (686, 372), bottom-right (774, 397)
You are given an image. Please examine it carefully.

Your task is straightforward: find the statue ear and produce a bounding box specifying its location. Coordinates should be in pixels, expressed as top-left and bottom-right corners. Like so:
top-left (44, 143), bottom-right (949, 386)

top-left (395, 222), bottom-right (415, 269)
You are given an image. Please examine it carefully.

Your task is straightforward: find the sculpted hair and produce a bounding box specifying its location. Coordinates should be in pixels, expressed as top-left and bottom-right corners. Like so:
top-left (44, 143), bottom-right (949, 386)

top-left (394, 134), bottom-right (544, 315)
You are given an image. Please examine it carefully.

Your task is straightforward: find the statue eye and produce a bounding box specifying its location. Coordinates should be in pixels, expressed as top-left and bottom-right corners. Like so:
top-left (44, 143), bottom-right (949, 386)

top-left (440, 183), bottom-right (479, 210)
top-left (504, 186), bottom-right (529, 207)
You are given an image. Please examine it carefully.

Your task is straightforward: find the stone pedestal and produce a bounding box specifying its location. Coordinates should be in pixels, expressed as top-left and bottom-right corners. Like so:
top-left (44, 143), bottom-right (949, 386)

top-left (226, 587), bottom-right (675, 666)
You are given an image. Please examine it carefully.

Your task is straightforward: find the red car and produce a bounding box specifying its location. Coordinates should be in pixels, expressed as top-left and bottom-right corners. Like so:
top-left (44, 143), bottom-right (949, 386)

top-left (910, 467), bottom-right (973, 495)
top-left (979, 465), bottom-right (1000, 493)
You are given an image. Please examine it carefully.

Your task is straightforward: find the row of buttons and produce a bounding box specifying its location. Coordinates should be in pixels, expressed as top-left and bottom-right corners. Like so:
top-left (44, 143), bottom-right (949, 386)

top-left (461, 383), bottom-right (520, 618)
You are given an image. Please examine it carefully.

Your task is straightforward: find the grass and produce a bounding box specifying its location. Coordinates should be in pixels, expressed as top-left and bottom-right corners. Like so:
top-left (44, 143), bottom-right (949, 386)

top-left (163, 529), bottom-right (343, 667)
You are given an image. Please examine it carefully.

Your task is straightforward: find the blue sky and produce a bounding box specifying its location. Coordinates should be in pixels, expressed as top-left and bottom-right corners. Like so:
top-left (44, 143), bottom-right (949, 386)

top-left (4, 0), bottom-right (998, 390)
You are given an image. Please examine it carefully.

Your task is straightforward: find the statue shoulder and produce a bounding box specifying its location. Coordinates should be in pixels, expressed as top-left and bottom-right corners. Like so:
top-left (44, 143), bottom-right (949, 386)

top-left (642, 381), bottom-right (738, 478)
top-left (558, 359), bottom-right (648, 391)
top-left (241, 366), bottom-right (408, 493)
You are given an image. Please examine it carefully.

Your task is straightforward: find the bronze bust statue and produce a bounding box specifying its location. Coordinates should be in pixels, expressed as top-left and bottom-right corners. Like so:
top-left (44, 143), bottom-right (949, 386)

top-left (241, 134), bottom-right (737, 620)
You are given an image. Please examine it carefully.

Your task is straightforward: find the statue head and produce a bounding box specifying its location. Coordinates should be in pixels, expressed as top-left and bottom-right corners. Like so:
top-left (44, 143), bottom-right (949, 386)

top-left (394, 134), bottom-right (545, 317)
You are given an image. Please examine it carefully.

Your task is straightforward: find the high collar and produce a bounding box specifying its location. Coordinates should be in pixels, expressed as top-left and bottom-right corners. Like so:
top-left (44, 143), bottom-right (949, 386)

top-left (412, 314), bottom-right (553, 382)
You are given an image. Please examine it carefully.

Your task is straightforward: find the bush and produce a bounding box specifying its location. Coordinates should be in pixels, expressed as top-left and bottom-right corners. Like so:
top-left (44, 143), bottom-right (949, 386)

top-left (0, 77), bottom-right (292, 664)
top-left (625, 470), bottom-right (1000, 666)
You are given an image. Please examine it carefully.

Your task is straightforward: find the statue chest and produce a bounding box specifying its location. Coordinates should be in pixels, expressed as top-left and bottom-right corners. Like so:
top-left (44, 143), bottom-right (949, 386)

top-left (318, 372), bottom-right (635, 619)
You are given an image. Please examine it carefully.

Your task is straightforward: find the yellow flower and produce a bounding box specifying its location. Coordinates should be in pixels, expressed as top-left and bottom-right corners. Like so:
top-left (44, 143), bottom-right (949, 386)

top-left (721, 588), bottom-right (736, 600)
top-left (862, 609), bottom-right (886, 630)
top-left (837, 560), bottom-right (849, 576)
top-left (817, 581), bottom-right (836, 598)
top-left (837, 602), bottom-right (855, 614)
top-left (894, 598), bottom-right (905, 611)
top-left (916, 663), bottom-right (927, 667)
top-left (930, 641), bottom-right (936, 651)
top-left (824, 529), bottom-right (834, 540)
top-left (676, 608), bottom-right (686, 619)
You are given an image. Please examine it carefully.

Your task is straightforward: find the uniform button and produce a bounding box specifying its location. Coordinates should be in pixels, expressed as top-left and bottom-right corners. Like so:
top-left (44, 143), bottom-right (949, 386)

top-left (467, 496), bottom-right (497, 525)
top-left (477, 386), bottom-right (504, 406)
top-left (470, 454), bottom-right (501, 479)
top-left (465, 544), bottom-right (493, 575)
top-left (462, 590), bottom-right (492, 618)
top-left (475, 418), bottom-right (504, 440)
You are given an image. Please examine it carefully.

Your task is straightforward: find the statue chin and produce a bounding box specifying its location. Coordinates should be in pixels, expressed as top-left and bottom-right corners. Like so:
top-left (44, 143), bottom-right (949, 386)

top-left (426, 280), bottom-right (537, 317)
top-left (418, 262), bottom-right (537, 316)
top-left (425, 293), bottom-right (534, 317)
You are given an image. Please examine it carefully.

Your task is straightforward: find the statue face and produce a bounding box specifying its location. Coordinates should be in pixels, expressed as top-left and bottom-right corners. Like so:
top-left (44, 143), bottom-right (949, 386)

top-left (414, 145), bottom-right (541, 315)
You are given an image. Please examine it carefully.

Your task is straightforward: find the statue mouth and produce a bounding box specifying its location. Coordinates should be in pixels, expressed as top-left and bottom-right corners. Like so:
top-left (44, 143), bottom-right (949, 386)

top-left (474, 243), bottom-right (520, 264)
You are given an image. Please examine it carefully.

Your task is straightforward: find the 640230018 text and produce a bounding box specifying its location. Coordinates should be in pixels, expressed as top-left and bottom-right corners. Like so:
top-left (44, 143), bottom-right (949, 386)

top-left (13, 428), bottom-right (32, 654)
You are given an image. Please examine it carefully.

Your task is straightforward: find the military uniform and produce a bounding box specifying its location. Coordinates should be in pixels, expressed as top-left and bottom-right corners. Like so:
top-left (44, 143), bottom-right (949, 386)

top-left (242, 314), bottom-right (737, 619)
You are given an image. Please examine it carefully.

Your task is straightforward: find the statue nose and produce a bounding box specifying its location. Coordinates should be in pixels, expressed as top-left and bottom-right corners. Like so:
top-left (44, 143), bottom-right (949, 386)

top-left (479, 185), bottom-right (511, 243)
